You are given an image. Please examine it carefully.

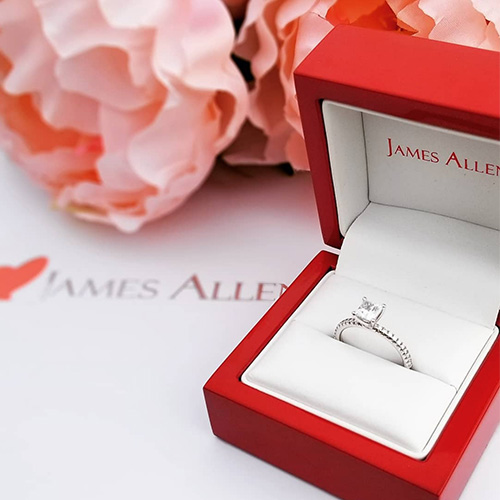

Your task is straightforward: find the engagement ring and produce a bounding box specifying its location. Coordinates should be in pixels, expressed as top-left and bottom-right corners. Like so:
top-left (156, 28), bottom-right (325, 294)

top-left (333, 297), bottom-right (413, 369)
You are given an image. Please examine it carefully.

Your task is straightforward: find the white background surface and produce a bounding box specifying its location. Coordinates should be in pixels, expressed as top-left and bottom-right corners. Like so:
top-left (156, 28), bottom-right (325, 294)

top-left (0, 154), bottom-right (498, 499)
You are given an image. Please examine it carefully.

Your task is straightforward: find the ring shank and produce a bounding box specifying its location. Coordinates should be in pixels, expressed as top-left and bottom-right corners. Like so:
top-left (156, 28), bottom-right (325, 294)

top-left (333, 318), bottom-right (413, 369)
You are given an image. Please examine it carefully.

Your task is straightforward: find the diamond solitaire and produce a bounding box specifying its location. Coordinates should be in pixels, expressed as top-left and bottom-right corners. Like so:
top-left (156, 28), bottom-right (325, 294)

top-left (353, 297), bottom-right (386, 325)
top-left (334, 297), bottom-right (413, 369)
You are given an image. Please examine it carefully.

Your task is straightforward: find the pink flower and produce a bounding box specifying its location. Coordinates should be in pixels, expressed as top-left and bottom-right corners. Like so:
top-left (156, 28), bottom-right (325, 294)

top-left (225, 0), bottom-right (500, 171)
top-left (224, 0), bottom-right (250, 18)
top-left (0, 0), bottom-right (248, 232)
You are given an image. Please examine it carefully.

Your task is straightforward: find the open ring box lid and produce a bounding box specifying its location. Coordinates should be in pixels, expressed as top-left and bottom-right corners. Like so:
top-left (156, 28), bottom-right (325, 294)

top-left (204, 26), bottom-right (500, 500)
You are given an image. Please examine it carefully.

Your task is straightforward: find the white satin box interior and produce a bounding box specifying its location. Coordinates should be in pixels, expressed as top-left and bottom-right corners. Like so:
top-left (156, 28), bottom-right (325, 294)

top-left (242, 101), bottom-right (500, 459)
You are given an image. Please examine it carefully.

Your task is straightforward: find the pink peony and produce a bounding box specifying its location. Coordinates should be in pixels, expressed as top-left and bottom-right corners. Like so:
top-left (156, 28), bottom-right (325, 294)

top-left (225, 0), bottom-right (500, 171)
top-left (0, 0), bottom-right (248, 232)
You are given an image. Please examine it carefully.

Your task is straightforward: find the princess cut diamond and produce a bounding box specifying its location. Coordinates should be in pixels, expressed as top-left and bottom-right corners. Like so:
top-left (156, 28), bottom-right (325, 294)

top-left (353, 297), bottom-right (385, 324)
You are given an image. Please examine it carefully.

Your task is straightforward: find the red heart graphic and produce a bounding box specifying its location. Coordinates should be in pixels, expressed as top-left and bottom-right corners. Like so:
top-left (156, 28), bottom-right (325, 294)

top-left (0, 257), bottom-right (49, 301)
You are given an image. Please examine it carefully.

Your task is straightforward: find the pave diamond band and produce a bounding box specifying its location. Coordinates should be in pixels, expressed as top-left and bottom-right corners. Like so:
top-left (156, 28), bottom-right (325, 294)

top-left (333, 297), bottom-right (413, 370)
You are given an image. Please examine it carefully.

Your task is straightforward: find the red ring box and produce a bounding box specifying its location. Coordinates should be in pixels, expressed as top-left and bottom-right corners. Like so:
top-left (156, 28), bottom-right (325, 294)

top-left (204, 26), bottom-right (500, 500)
